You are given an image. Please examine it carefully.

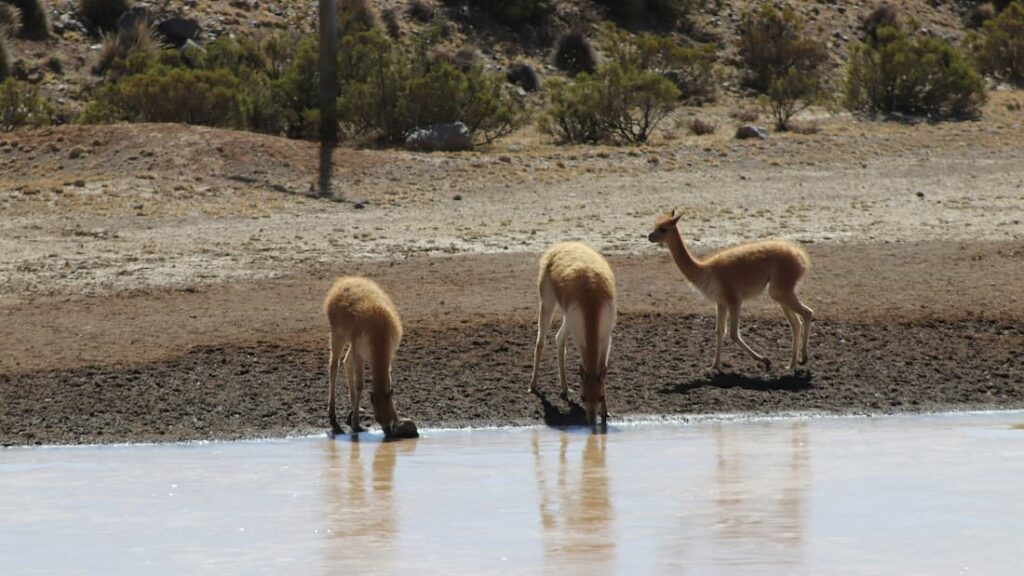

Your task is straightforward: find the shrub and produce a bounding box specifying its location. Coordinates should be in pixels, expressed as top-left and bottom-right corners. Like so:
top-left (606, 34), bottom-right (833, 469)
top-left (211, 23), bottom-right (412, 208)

top-left (381, 7), bottom-right (401, 38)
top-left (339, 29), bottom-right (526, 145)
top-left (687, 116), bottom-right (716, 135)
top-left (970, 2), bottom-right (1024, 84)
top-left (81, 65), bottom-right (244, 126)
top-left (79, 0), bottom-right (132, 32)
top-left (863, 3), bottom-right (898, 41)
top-left (506, 62), bottom-right (539, 92)
top-left (739, 5), bottom-right (830, 94)
top-left (0, 77), bottom-right (52, 130)
top-left (554, 30), bottom-right (597, 76)
top-left (471, 0), bottom-right (551, 27)
top-left (540, 62), bottom-right (679, 144)
top-left (6, 0), bottom-right (49, 38)
top-left (605, 27), bottom-right (717, 103)
top-left (0, 3), bottom-right (21, 33)
top-left (540, 77), bottom-right (604, 143)
top-left (845, 26), bottom-right (987, 118)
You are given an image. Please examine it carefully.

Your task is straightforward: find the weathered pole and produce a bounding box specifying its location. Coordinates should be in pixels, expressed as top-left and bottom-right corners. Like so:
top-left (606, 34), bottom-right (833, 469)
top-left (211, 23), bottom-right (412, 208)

top-left (317, 0), bottom-right (338, 197)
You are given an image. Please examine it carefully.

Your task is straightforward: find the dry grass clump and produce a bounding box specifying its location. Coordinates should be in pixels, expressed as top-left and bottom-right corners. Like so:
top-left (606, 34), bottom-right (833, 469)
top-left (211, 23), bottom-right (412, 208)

top-left (554, 29), bottom-right (597, 76)
top-left (94, 18), bottom-right (164, 74)
top-left (687, 116), bottom-right (717, 135)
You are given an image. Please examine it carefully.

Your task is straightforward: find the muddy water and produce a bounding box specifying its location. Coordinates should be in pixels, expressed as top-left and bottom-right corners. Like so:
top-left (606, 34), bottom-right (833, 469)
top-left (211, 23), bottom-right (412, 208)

top-left (2, 413), bottom-right (1023, 575)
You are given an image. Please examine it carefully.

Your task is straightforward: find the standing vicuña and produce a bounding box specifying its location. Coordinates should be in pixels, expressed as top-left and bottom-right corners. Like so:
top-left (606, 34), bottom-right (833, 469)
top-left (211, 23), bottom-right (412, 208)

top-left (324, 276), bottom-right (417, 438)
top-left (647, 210), bottom-right (813, 371)
top-left (528, 242), bottom-right (617, 426)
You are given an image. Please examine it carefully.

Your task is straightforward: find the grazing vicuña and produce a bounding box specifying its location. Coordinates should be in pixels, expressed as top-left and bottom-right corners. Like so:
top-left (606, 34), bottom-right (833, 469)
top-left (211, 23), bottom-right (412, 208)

top-left (324, 276), bottom-right (416, 438)
top-left (529, 242), bottom-right (617, 426)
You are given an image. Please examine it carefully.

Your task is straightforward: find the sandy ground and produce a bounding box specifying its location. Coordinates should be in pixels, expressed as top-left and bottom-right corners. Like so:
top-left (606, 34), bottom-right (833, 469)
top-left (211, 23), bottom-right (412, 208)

top-left (2, 95), bottom-right (1023, 445)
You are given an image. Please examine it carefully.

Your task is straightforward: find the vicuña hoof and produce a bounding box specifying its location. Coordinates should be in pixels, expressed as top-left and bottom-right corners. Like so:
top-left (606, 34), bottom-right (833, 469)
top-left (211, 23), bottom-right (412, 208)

top-left (385, 418), bottom-right (419, 439)
top-left (763, 358), bottom-right (772, 371)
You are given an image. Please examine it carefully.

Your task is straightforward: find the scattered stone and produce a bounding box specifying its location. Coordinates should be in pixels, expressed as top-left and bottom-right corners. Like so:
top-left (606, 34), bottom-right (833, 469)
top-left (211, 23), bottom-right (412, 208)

top-left (404, 122), bottom-right (473, 152)
top-left (735, 125), bottom-right (769, 140)
top-left (157, 17), bottom-right (202, 48)
top-left (69, 146), bottom-right (87, 159)
top-left (506, 62), bottom-right (540, 92)
top-left (916, 191), bottom-right (925, 198)
top-left (73, 179), bottom-right (86, 187)
top-left (453, 194), bottom-right (462, 201)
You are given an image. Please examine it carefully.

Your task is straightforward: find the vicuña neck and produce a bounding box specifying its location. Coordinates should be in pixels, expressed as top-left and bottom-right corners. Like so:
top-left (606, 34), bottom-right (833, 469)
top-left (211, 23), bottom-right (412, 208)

top-left (666, 227), bottom-right (704, 281)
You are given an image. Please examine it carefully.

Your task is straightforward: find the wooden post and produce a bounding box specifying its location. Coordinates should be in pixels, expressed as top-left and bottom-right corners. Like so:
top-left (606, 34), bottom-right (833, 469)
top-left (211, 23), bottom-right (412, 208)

top-left (318, 0), bottom-right (338, 197)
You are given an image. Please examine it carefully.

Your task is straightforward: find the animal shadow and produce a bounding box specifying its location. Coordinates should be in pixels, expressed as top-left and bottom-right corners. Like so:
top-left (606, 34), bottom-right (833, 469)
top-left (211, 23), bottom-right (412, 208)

top-left (535, 390), bottom-right (592, 429)
top-left (662, 370), bottom-right (814, 395)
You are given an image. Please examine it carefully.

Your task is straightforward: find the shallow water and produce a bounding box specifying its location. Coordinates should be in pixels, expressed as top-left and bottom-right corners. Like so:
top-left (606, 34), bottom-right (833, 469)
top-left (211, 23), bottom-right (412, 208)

top-left (2, 412), bottom-right (1023, 575)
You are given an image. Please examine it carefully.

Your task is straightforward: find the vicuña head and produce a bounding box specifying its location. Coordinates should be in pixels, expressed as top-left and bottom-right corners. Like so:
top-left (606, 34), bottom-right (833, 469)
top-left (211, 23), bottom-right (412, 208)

top-left (324, 276), bottom-right (418, 439)
top-left (647, 209), bottom-right (682, 244)
top-left (647, 209), bottom-right (814, 372)
top-left (528, 242), bottom-right (617, 428)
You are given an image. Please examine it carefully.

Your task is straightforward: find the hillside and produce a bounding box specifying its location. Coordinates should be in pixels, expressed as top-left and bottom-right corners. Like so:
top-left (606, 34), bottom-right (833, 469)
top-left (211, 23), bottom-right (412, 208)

top-left (4, 0), bottom-right (980, 118)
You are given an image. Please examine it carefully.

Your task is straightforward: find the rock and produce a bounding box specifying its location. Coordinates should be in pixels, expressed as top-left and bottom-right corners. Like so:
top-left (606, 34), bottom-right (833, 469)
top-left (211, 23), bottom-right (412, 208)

top-left (69, 146), bottom-right (87, 159)
top-left (735, 124), bottom-right (769, 140)
top-left (404, 122), bottom-right (473, 152)
top-left (116, 7), bottom-right (154, 34)
top-left (157, 17), bottom-right (201, 48)
top-left (506, 62), bottom-right (540, 92)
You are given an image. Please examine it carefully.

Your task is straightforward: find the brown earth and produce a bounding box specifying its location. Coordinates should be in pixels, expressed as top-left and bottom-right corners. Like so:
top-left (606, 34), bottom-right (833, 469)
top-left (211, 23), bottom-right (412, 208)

top-left (2, 96), bottom-right (1024, 445)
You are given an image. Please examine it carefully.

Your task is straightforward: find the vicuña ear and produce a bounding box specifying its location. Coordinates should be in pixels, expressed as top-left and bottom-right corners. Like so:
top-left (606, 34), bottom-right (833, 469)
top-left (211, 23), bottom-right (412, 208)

top-left (671, 210), bottom-right (682, 224)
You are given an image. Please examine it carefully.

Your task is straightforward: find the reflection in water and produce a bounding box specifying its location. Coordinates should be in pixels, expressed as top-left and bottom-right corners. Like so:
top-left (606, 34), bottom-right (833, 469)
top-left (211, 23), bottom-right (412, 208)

top-left (533, 432), bottom-right (616, 574)
top-left (322, 439), bottom-right (418, 571)
top-left (713, 421), bottom-right (808, 566)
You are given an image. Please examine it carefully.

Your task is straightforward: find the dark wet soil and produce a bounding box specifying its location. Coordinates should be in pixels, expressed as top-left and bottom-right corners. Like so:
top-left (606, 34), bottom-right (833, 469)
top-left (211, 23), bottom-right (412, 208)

top-left (4, 314), bottom-right (1022, 445)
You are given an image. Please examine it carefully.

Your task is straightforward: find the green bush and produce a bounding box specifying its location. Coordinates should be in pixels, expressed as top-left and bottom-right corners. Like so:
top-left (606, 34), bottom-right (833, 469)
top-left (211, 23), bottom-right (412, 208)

top-left (0, 77), bottom-right (52, 130)
top-left (471, 0), bottom-right (551, 27)
top-left (738, 5), bottom-right (830, 129)
top-left (969, 1), bottom-right (1024, 84)
top-left (845, 27), bottom-right (987, 118)
top-left (80, 0), bottom-right (132, 32)
top-left (81, 64), bottom-right (244, 126)
top-left (605, 27), bottom-right (716, 103)
top-left (540, 77), bottom-right (604, 143)
top-left (339, 29), bottom-right (525, 145)
top-left (540, 61), bottom-right (679, 144)
top-left (739, 5), bottom-right (829, 93)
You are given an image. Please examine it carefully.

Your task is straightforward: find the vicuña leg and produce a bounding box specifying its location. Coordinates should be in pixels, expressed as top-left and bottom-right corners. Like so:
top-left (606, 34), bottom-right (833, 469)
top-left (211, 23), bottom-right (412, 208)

top-left (328, 334), bottom-right (345, 433)
top-left (780, 307), bottom-right (802, 370)
top-left (529, 297), bottom-right (556, 393)
top-left (344, 348), bottom-right (364, 432)
top-left (774, 289), bottom-right (814, 365)
top-left (555, 317), bottom-right (570, 394)
top-left (711, 303), bottom-right (727, 370)
top-left (727, 303), bottom-right (771, 370)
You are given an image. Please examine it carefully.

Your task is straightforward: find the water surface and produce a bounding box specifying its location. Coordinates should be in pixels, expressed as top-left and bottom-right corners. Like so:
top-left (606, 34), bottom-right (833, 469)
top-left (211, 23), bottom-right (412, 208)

top-left (2, 413), bottom-right (1022, 575)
